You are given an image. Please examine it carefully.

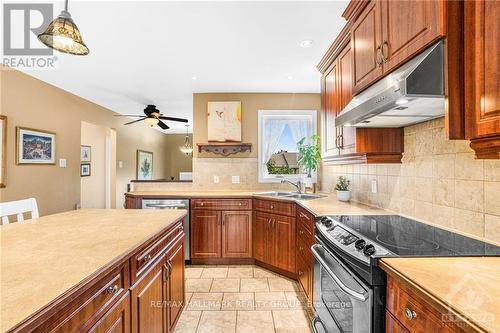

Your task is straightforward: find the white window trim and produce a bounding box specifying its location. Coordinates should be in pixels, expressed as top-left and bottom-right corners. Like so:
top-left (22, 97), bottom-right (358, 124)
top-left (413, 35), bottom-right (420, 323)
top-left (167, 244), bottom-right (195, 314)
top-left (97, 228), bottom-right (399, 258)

top-left (258, 109), bottom-right (318, 183)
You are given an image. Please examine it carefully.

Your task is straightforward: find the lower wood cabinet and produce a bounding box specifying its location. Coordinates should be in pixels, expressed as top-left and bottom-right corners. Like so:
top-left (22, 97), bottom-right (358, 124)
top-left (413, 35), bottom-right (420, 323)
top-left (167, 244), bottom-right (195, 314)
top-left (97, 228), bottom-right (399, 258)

top-left (88, 293), bottom-right (131, 333)
top-left (191, 199), bottom-right (253, 263)
top-left (296, 206), bottom-right (315, 301)
top-left (254, 210), bottom-right (296, 274)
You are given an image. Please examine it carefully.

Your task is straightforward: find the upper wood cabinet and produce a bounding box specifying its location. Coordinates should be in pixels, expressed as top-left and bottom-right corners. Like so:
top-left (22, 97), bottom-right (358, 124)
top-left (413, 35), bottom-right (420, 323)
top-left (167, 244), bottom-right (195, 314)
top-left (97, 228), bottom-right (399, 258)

top-left (465, 0), bottom-right (500, 158)
top-left (351, 0), bottom-right (383, 93)
top-left (322, 61), bottom-right (340, 159)
top-left (351, 0), bottom-right (444, 94)
top-left (380, 0), bottom-right (443, 73)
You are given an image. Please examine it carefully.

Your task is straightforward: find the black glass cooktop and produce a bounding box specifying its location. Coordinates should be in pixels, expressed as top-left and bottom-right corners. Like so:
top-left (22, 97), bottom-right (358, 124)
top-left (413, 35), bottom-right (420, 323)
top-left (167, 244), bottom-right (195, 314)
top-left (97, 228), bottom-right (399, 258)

top-left (330, 215), bottom-right (500, 257)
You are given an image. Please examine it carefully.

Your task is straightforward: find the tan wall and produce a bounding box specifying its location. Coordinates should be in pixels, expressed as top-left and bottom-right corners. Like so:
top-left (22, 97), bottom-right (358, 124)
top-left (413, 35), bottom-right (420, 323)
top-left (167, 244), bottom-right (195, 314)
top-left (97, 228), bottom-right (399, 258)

top-left (320, 117), bottom-right (500, 245)
top-left (193, 93), bottom-right (321, 158)
top-left (163, 134), bottom-right (193, 180)
top-left (80, 121), bottom-right (107, 209)
top-left (0, 68), bottom-right (171, 215)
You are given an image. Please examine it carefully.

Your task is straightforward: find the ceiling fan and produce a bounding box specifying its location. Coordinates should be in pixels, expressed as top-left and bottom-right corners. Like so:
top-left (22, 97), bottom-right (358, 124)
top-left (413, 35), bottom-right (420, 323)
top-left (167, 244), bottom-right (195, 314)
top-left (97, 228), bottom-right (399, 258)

top-left (115, 105), bottom-right (188, 130)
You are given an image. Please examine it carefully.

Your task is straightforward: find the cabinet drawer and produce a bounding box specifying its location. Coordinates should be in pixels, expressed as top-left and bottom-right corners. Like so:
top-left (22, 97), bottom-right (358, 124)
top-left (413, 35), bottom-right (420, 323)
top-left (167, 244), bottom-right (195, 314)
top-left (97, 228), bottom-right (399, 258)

top-left (386, 276), bottom-right (447, 333)
top-left (44, 263), bottom-right (130, 332)
top-left (191, 199), bottom-right (252, 210)
top-left (254, 199), bottom-right (295, 217)
top-left (297, 206), bottom-right (314, 242)
top-left (132, 220), bottom-right (184, 282)
top-left (296, 233), bottom-right (313, 265)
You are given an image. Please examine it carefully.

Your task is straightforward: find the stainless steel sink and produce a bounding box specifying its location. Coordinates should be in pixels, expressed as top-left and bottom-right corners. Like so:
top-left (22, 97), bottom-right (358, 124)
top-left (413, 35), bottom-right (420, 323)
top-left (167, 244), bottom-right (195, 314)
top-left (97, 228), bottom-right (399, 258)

top-left (253, 191), bottom-right (325, 200)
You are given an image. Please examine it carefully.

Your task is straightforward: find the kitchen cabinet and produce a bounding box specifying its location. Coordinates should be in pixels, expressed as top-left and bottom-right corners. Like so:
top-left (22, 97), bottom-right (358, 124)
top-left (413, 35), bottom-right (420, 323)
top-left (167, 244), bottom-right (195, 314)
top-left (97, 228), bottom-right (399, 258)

top-left (87, 293), bottom-right (130, 333)
top-left (191, 199), bottom-right (253, 263)
top-left (9, 217), bottom-right (186, 333)
top-left (320, 34), bottom-right (404, 164)
top-left (222, 210), bottom-right (253, 258)
top-left (254, 198), bottom-right (296, 276)
top-left (465, 0), bottom-right (500, 159)
top-left (191, 209), bottom-right (221, 259)
top-left (385, 275), bottom-right (466, 333)
top-left (351, 0), bottom-right (444, 94)
top-left (296, 206), bottom-right (315, 301)
top-left (351, 0), bottom-right (383, 93)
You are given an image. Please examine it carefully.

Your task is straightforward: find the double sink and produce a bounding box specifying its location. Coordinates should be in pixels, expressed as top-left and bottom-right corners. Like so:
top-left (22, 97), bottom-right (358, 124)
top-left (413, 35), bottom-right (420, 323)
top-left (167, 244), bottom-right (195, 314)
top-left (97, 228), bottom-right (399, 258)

top-left (254, 191), bottom-right (326, 201)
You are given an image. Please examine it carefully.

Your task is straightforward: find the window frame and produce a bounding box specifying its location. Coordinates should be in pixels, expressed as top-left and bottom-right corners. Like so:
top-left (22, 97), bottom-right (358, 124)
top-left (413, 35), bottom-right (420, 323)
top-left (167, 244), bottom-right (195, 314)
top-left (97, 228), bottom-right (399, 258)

top-left (257, 109), bottom-right (318, 183)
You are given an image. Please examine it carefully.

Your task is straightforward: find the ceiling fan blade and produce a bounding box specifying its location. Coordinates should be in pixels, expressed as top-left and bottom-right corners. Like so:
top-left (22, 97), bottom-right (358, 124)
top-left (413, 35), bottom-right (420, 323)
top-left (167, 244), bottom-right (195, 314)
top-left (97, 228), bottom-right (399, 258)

top-left (123, 118), bottom-right (146, 125)
top-left (114, 114), bottom-right (145, 117)
top-left (157, 120), bottom-right (170, 130)
top-left (158, 116), bottom-right (188, 123)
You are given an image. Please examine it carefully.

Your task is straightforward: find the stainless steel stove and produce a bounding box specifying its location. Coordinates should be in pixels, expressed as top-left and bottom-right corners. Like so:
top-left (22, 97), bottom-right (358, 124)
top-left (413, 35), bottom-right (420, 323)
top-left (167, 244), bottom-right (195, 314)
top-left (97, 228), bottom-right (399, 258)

top-left (311, 215), bottom-right (500, 333)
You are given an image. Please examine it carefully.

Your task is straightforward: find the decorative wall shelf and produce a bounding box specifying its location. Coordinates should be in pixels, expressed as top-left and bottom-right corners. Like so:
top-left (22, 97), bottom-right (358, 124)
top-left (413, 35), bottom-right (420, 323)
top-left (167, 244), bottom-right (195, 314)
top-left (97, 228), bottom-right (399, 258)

top-left (197, 142), bottom-right (252, 156)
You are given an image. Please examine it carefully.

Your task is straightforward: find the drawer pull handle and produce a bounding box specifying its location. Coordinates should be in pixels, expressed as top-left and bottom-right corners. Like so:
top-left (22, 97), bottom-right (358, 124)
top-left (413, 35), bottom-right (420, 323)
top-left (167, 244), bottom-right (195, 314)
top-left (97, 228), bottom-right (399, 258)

top-left (299, 246), bottom-right (304, 251)
top-left (299, 230), bottom-right (304, 235)
top-left (106, 284), bottom-right (119, 295)
top-left (144, 254), bottom-right (152, 262)
top-left (404, 307), bottom-right (417, 320)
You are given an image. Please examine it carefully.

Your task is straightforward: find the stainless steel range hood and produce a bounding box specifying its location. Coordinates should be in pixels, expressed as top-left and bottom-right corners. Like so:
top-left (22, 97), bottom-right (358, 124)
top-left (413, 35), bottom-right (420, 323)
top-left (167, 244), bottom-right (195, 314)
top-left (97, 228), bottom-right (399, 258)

top-left (336, 41), bottom-right (444, 128)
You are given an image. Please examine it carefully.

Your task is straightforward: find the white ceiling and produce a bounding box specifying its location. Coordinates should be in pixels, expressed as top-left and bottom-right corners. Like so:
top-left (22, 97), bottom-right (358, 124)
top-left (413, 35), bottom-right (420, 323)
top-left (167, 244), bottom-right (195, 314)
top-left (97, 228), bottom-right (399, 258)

top-left (21, 1), bottom-right (348, 133)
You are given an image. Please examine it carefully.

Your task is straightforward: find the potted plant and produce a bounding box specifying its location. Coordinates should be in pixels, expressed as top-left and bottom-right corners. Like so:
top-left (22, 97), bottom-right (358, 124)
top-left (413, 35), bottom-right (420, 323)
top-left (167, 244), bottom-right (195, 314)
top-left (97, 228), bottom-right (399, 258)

top-left (297, 135), bottom-right (322, 187)
top-left (335, 176), bottom-right (351, 201)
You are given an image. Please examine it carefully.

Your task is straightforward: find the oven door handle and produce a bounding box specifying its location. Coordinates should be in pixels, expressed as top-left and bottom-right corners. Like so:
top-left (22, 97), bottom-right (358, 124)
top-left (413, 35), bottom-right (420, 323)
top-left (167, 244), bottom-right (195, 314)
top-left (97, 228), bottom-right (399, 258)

top-left (311, 244), bottom-right (368, 302)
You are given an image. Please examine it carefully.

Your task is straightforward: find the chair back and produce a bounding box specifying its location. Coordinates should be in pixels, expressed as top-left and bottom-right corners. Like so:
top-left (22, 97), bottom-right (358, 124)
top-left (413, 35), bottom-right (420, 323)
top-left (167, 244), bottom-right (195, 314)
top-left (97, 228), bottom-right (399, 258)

top-left (0, 198), bottom-right (39, 225)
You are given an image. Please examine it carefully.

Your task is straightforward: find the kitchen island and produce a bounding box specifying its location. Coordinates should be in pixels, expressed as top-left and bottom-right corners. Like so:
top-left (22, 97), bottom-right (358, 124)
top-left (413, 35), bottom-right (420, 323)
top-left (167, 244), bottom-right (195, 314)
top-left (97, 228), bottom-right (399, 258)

top-left (0, 209), bottom-right (187, 333)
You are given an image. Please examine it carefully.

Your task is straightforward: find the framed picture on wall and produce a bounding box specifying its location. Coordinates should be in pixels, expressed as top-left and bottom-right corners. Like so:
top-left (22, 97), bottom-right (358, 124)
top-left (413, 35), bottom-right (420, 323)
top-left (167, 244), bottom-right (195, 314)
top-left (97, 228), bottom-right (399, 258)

top-left (80, 163), bottom-right (91, 177)
top-left (136, 150), bottom-right (153, 180)
top-left (207, 101), bottom-right (242, 142)
top-left (16, 127), bottom-right (56, 165)
top-left (80, 145), bottom-right (91, 162)
top-left (0, 116), bottom-right (7, 188)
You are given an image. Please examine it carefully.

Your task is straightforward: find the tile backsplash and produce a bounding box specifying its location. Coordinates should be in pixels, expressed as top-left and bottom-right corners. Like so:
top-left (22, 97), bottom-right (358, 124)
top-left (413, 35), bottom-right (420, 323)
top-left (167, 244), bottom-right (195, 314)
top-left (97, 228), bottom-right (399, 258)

top-left (320, 117), bottom-right (500, 244)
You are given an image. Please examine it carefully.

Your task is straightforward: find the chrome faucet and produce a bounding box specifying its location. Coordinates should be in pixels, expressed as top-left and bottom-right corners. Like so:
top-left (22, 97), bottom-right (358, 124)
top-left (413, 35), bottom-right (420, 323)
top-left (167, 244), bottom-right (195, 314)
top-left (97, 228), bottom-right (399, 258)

top-left (281, 179), bottom-right (303, 194)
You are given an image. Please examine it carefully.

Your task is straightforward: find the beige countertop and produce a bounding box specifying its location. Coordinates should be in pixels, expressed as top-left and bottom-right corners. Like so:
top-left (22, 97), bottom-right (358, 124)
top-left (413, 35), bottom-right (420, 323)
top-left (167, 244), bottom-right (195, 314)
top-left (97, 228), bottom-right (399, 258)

top-left (126, 191), bottom-right (389, 216)
top-left (380, 257), bottom-right (500, 333)
top-left (0, 209), bottom-right (186, 332)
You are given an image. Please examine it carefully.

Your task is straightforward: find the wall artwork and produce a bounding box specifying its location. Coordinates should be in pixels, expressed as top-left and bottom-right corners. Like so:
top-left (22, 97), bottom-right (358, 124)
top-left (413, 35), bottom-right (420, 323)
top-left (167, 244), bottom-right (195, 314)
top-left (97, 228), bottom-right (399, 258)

top-left (80, 163), bottom-right (91, 177)
top-left (207, 101), bottom-right (242, 142)
top-left (136, 150), bottom-right (153, 180)
top-left (0, 116), bottom-right (7, 187)
top-left (16, 127), bottom-right (56, 165)
top-left (80, 145), bottom-right (91, 162)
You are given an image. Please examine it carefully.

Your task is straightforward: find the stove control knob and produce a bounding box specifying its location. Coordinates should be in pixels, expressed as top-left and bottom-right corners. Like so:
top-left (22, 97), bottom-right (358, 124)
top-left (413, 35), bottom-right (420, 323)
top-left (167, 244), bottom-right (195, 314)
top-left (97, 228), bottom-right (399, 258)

top-left (363, 244), bottom-right (376, 256)
top-left (354, 239), bottom-right (366, 250)
top-left (320, 217), bottom-right (333, 227)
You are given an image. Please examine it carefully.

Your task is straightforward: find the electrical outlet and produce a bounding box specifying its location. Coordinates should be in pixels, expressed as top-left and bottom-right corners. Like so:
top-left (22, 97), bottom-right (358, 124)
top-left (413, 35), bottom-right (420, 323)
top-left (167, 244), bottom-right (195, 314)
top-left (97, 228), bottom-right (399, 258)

top-left (232, 176), bottom-right (240, 184)
top-left (213, 175), bottom-right (219, 184)
top-left (371, 179), bottom-right (378, 193)
top-left (59, 158), bottom-right (67, 168)
top-left (118, 161), bottom-right (123, 168)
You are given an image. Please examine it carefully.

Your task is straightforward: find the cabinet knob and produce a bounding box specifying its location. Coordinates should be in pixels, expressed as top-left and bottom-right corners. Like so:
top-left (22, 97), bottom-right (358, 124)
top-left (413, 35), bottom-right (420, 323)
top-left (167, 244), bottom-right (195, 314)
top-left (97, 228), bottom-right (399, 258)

top-left (299, 230), bottom-right (304, 235)
top-left (299, 246), bottom-right (304, 252)
top-left (106, 284), bottom-right (119, 295)
top-left (200, 202), bottom-right (204, 206)
top-left (404, 307), bottom-right (417, 321)
top-left (144, 254), bottom-right (152, 262)
top-left (298, 271), bottom-right (303, 276)
top-left (270, 205), bottom-right (274, 209)
top-left (238, 202), bottom-right (242, 206)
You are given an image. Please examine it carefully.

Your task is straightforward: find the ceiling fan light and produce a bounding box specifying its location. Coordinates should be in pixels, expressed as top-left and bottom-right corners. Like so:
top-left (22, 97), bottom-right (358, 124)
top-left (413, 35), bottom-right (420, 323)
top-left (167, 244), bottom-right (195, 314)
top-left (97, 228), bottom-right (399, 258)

top-left (144, 117), bottom-right (159, 127)
top-left (37, 10), bottom-right (89, 55)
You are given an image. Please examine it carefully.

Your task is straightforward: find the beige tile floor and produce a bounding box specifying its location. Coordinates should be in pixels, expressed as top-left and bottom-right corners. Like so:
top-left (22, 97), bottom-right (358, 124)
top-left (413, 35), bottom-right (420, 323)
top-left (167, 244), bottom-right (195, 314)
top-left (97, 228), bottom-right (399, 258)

top-left (174, 265), bottom-right (314, 333)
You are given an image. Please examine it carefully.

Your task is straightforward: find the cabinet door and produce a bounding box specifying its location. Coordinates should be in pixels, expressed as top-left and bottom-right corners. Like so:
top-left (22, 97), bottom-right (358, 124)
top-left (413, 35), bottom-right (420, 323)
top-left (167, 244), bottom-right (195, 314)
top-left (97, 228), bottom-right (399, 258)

top-left (465, 0), bottom-right (500, 157)
top-left (337, 43), bottom-right (356, 152)
top-left (191, 210), bottom-right (221, 258)
top-left (351, 0), bottom-right (383, 94)
top-left (271, 215), bottom-right (296, 273)
top-left (166, 241), bottom-right (185, 332)
top-left (253, 211), bottom-right (271, 263)
top-left (222, 210), bottom-right (252, 258)
top-left (380, 0), bottom-right (443, 73)
top-left (322, 62), bottom-right (340, 159)
top-left (87, 293), bottom-right (131, 333)
top-left (130, 260), bottom-right (167, 333)
top-left (385, 311), bottom-right (409, 333)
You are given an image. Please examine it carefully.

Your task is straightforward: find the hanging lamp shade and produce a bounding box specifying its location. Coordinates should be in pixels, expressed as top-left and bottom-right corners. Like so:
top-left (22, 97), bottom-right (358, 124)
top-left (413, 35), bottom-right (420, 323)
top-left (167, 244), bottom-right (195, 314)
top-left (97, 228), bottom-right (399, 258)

top-left (179, 125), bottom-right (193, 155)
top-left (38, 9), bottom-right (89, 55)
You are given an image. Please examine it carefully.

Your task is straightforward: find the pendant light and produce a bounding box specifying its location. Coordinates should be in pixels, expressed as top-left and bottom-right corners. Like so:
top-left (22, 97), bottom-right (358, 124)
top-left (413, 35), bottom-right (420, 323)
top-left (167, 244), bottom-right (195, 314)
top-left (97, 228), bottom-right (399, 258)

top-left (179, 125), bottom-right (193, 155)
top-left (38, 0), bottom-right (89, 55)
